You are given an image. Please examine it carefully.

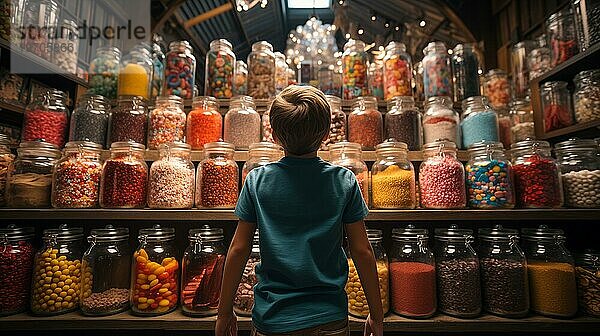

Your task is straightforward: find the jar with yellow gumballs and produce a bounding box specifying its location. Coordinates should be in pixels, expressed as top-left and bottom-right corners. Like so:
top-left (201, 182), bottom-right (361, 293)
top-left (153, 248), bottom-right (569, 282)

top-left (118, 50), bottom-right (153, 100)
top-left (371, 141), bottom-right (416, 209)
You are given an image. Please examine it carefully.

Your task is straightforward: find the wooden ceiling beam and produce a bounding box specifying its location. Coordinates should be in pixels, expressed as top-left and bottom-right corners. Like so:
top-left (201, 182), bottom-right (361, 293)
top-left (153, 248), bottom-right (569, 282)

top-left (152, 0), bottom-right (187, 33)
top-left (184, 2), bottom-right (233, 28)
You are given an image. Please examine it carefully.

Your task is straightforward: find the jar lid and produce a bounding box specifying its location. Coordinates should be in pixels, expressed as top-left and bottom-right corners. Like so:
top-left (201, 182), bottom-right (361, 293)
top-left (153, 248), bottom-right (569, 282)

top-left (435, 225), bottom-right (473, 241)
top-left (43, 224), bottom-right (84, 242)
top-left (192, 95), bottom-right (218, 104)
top-left (351, 96), bottom-right (378, 109)
top-left (64, 141), bottom-right (103, 151)
top-left (521, 225), bottom-right (565, 241)
top-left (392, 225), bottom-right (428, 241)
top-left (423, 139), bottom-right (457, 151)
top-left (138, 224), bottom-right (175, 241)
top-left (461, 96), bottom-right (489, 112)
top-left (424, 96), bottom-right (452, 109)
top-left (453, 43), bottom-right (476, 54)
top-left (344, 39), bottom-right (366, 50)
top-left (89, 225), bottom-right (129, 242)
top-left (97, 46), bottom-right (121, 58)
top-left (555, 138), bottom-right (598, 152)
top-left (189, 225), bottom-right (224, 242)
top-left (204, 141), bottom-right (235, 152)
top-left (541, 81), bottom-right (568, 90)
top-left (156, 95), bottom-right (183, 105)
top-left (110, 141), bottom-right (146, 151)
top-left (329, 141), bottom-right (362, 153)
top-left (0, 224), bottom-right (35, 242)
top-left (385, 41), bottom-right (406, 52)
top-left (252, 41), bottom-right (273, 51)
top-left (423, 41), bottom-right (447, 55)
top-left (17, 141), bottom-right (61, 158)
top-left (158, 142), bottom-right (191, 152)
top-left (375, 141), bottom-right (408, 153)
top-left (509, 99), bottom-right (530, 108)
top-left (485, 69), bottom-right (507, 78)
top-left (467, 140), bottom-right (505, 152)
top-left (77, 93), bottom-right (110, 106)
top-left (478, 225), bottom-right (519, 241)
top-left (169, 40), bottom-right (192, 51)
top-left (210, 38), bottom-right (233, 50)
top-left (510, 139), bottom-right (551, 153)
top-left (367, 229), bottom-right (383, 242)
top-left (512, 40), bottom-right (535, 50)
top-left (574, 69), bottom-right (600, 82)
top-left (325, 95), bottom-right (341, 104)
top-left (576, 249), bottom-right (600, 268)
top-left (248, 142), bottom-right (283, 152)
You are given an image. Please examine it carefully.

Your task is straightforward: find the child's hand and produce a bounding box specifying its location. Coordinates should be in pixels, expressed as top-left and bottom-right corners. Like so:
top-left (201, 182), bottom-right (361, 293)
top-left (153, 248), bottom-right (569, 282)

top-left (215, 313), bottom-right (237, 336)
top-left (364, 314), bottom-right (383, 336)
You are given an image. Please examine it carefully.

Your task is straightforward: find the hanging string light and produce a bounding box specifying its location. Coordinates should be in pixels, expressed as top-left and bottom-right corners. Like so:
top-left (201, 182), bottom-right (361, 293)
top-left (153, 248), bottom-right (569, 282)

top-left (236, 0), bottom-right (268, 11)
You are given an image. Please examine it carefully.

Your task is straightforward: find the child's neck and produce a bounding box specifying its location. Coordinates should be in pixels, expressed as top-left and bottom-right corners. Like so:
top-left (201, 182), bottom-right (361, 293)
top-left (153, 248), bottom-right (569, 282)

top-left (285, 151), bottom-right (318, 159)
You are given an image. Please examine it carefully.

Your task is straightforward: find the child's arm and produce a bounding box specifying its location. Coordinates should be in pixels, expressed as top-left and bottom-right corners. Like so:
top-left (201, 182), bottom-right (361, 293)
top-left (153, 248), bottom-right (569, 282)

top-left (216, 220), bottom-right (257, 335)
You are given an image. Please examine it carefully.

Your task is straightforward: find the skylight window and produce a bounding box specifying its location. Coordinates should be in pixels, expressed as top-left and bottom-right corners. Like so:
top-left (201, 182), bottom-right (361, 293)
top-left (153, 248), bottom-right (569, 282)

top-left (288, 0), bottom-right (330, 9)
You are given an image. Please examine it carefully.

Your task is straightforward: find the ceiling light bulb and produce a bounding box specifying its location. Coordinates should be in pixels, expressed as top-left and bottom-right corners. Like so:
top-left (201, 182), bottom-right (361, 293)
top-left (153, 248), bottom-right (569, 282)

top-left (419, 20), bottom-right (426, 27)
top-left (447, 49), bottom-right (453, 54)
top-left (358, 28), bottom-right (364, 35)
top-left (379, 45), bottom-right (384, 51)
top-left (395, 26), bottom-right (400, 31)
top-left (345, 33), bottom-right (350, 39)
top-left (339, 0), bottom-right (344, 4)
top-left (385, 22), bottom-right (390, 28)
top-left (371, 15), bottom-right (376, 21)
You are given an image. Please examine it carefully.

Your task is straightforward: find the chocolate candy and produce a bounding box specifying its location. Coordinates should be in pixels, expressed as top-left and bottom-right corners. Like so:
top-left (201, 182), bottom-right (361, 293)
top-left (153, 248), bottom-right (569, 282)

top-left (233, 257), bottom-right (259, 316)
top-left (437, 258), bottom-right (482, 317)
top-left (0, 150), bottom-right (15, 206)
top-left (196, 159), bottom-right (238, 209)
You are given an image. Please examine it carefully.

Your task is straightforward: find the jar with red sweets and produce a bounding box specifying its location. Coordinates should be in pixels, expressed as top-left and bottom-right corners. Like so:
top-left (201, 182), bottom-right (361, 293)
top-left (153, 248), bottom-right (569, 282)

top-left (383, 42), bottom-right (413, 101)
top-left (348, 97), bottom-right (383, 150)
top-left (148, 143), bottom-right (195, 209)
top-left (419, 140), bottom-right (466, 209)
top-left (484, 69), bottom-right (510, 111)
top-left (329, 142), bottom-right (369, 205)
top-left (342, 39), bottom-right (369, 99)
top-left (547, 8), bottom-right (579, 67)
top-left (108, 96), bottom-right (149, 146)
top-left (0, 225), bottom-right (35, 316)
top-left (242, 142), bottom-right (283, 183)
top-left (22, 89), bottom-right (69, 148)
top-left (541, 81), bottom-right (574, 132)
top-left (196, 142), bottom-right (239, 209)
top-left (187, 96), bottom-right (222, 150)
top-left (147, 95), bottom-right (186, 150)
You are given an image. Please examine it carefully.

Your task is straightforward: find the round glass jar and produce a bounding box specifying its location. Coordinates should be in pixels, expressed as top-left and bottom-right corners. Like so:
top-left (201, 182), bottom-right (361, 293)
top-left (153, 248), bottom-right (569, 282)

top-left (108, 95), bottom-right (149, 146)
top-left (247, 41), bottom-right (276, 99)
top-left (385, 96), bottom-right (422, 151)
top-left (51, 19), bottom-right (79, 74)
top-left (483, 69), bottom-right (510, 111)
top-left (88, 47), bottom-right (121, 99)
top-left (51, 141), bottom-right (103, 209)
top-left (329, 142), bottom-right (369, 204)
top-left (575, 250), bottom-right (600, 317)
top-left (383, 41), bottom-right (413, 101)
top-left (509, 99), bottom-right (535, 143)
top-left (371, 141), bottom-right (416, 209)
top-left (317, 65), bottom-right (342, 97)
top-left (22, 89), bottom-right (69, 148)
top-left (163, 41), bottom-right (196, 99)
top-left (573, 69), bottom-right (600, 124)
top-left (69, 94), bottom-right (110, 147)
top-left (368, 61), bottom-right (384, 100)
top-left (99, 141), bottom-right (148, 209)
top-left (242, 142), bottom-right (283, 182)
top-left (0, 225), bottom-right (35, 316)
top-left (187, 96), bottom-right (222, 150)
top-left (224, 96), bottom-right (261, 150)
top-left (80, 226), bottom-right (131, 316)
top-left (233, 60), bottom-right (248, 96)
top-left (147, 95), bottom-right (186, 150)
top-left (274, 52), bottom-right (288, 94)
top-left (148, 143), bottom-right (195, 209)
top-left (342, 39), bottom-right (369, 99)
top-left (522, 225), bottom-right (577, 318)
top-left (348, 96), bottom-right (383, 150)
top-left (496, 107), bottom-right (512, 149)
top-left (31, 225), bottom-right (84, 316)
top-left (20, 0), bottom-right (58, 60)
top-left (422, 96), bottom-right (460, 146)
top-left (478, 225), bottom-right (529, 318)
top-left (422, 41), bottom-right (453, 98)
top-left (234, 233), bottom-right (259, 316)
top-left (573, 0), bottom-right (600, 51)
top-left (130, 225), bottom-right (179, 316)
top-left (196, 142), bottom-right (239, 209)
top-left (6, 141), bottom-right (60, 208)
top-left (511, 41), bottom-right (536, 99)
top-left (466, 141), bottom-right (515, 209)
top-left (511, 140), bottom-right (563, 208)
top-left (528, 46), bottom-right (553, 81)
top-left (346, 229), bottom-right (389, 318)
top-left (118, 50), bottom-right (153, 100)
top-left (434, 226), bottom-right (481, 318)
top-left (205, 39), bottom-right (235, 98)
top-left (181, 226), bottom-right (227, 317)
top-left (461, 96), bottom-right (500, 148)
top-left (389, 226), bottom-right (436, 318)
top-left (261, 103), bottom-right (275, 144)
top-left (547, 8), bottom-right (579, 67)
top-left (0, 134), bottom-right (15, 206)
top-left (150, 42), bottom-right (166, 99)
top-left (419, 140), bottom-right (466, 209)
top-left (541, 81), bottom-right (574, 132)
top-left (321, 95), bottom-right (346, 150)
top-left (452, 43), bottom-right (481, 102)
top-left (555, 138), bottom-right (600, 208)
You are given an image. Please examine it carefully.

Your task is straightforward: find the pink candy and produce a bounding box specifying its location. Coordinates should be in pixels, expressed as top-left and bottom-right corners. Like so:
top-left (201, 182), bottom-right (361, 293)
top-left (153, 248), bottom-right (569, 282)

top-left (419, 155), bottom-right (466, 209)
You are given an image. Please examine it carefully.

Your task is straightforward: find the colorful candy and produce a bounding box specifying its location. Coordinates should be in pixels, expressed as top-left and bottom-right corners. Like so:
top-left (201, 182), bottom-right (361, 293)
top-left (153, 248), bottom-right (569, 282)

top-left (342, 53), bottom-right (368, 99)
top-left (131, 249), bottom-right (179, 315)
top-left (88, 47), bottom-right (121, 100)
top-left (422, 42), bottom-right (453, 98)
top-left (346, 258), bottom-right (389, 318)
top-left (52, 153), bottom-right (102, 209)
top-left (383, 43), bottom-right (412, 100)
top-left (100, 151), bottom-right (148, 209)
top-left (22, 110), bottom-right (68, 148)
top-left (233, 60), bottom-right (248, 96)
top-left (205, 39), bottom-right (235, 98)
top-left (368, 62), bottom-right (384, 100)
top-left (419, 154), bottom-right (466, 209)
top-left (164, 41), bottom-right (196, 99)
top-left (466, 160), bottom-right (515, 208)
top-left (484, 70), bottom-right (511, 110)
top-left (147, 97), bottom-right (186, 150)
top-left (247, 41), bottom-right (276, 99)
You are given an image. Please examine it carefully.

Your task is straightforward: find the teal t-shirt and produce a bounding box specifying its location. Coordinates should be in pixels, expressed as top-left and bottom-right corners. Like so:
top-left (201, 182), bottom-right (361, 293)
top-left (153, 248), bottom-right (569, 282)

top-left (234, 156), bottom-right (369, 333)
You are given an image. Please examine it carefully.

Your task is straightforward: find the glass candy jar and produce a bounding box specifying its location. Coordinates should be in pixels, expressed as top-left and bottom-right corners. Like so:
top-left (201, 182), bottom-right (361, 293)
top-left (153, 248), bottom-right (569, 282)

top-left (348, 97), bottom-right (383, 150)
top-left (22, 89), bottom-right (69, 148)
top-left (0, 225), bottom-right (35, 316)
top-left (385, 96), bottom-right (422, 151)
top-left (575, 250), bottom-right (600, 317)
top-left (329, 142), bottom-right (369, 204)
top-left (31, 225), bottom-right (84, 316)
top-left (181, 226), bottom-right (227, 316)
top-left (187, 96), bottom-right (222, 150)
top-left (547, 8), bottom-right (579, 67)
top-left (434, 226), bottom-right (481, 318)
top-left (261, 101), bottom-right (275, 143)
top-left (522, 225), bottom-right (577, 318)
top-left (148, 143), bottom-right (195, 209)
top-left (234, 233), bottom-right (260, 316)
top-left (196, 142), bottom-right (239, 209)
top-left (414, 61), bottom-right (425, 102)
top-left (321, 95), bottom-right (346, 150)
top-left (108, 96), bottom-right (148, 146)
top-left (20, 0), bottom-right (59, 60)
top-left (368, 62), bottom-right (384, 100)
top-left (452, 43), bottom-right (481, 102)
top-left (383, 41), bottom-right (413, 101)
top-left (147, 95), bottom-right (186, 150)
top-left (555, 138), bottom-right (600, 208)
top-left (164, 41), bottom-right (196, 99)
top-left (0, 134), bottom-right (15, 206)
top-left (80, 226), bottom-right (131, 316)
top-left (389, 226), bottom-right (436, 318)
top-left (573, 69), bottom-right (600, 124)
top-left (541, 81), bottom-right (574, 132)
top-left (342, 39), bottom-right (369, 99)
top-left (573, 0), bottom-right (600, 51)
top-left (51, 141), bottom-right (103, 208)
top-left (131, 225), bottom-right (179, 316)
top-left (484, 69), bottom-right (511, 111)
top-left (69, 94), bottom-right (110, 147)
top-left (461, 96), bottom-right (500, 149)
top-left (224, 96), bottom-right (261, 149)
top-left (318, 66), bottom-right (342, 97)
top-left (88, 47), bottom-right (121, 99)
top-left (478, 226), bottom-right (529, 317)
top-left (118, 50), bottom-right (153, 100)
top-left (419, 140), bottom-right (466, 209)
top-left (247, 41), bottom-right (276, 99)
top-left (274, 52), bottom-right (288, 94)
top-left (51, 19), bottom-right (79, 74)
top-left (422, 96), bottom-right (460, 146)
top-left (242, 142), bottom-right (283, 182)
top-left (6, 141), bottom-right (60, 208)
top-left (371, 142), bottom-right (416, 209)
top-left (205, 39), bottom-right (235, 98)
top-left (99, 142), bottom-right (148, 209)
top-left (511, 41), bottom-right (536, 99)
top-left (509, 99), bottom-right (535, 143)
top-left (528, 46), bottom-right (553, 81)
top-left (422, 42), bottom-right (453, 98)
top-left (233, 60), bottom-right (248, 96)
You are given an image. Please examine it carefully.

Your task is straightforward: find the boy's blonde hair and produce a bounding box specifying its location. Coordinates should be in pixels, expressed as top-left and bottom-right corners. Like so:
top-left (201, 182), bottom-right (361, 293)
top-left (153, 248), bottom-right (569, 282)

top-left (269, 86), bottom-right (331, 155)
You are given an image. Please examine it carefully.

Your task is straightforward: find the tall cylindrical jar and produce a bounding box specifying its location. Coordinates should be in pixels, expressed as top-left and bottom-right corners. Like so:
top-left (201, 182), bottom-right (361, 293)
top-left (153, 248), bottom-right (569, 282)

top-left (196, 142), bottom-right (239, 209)
top-left (181, 226), bottom-right (227, 317)
top-left (317, 65), bottom-right (342, 97)
top-left (368, 62), bottom-right (384, 100)
top-left (51, 19), bottom-right (79, 74)
top-left (187, 96), bottom-right (222, 150)
top-left (573, 0), bottom-right (600, 51)
top-left (342, 39), bottom-right (369, 99)
top-left (419, 140), bottom-right (466, 209)
top-left (555, 138), bottom-right (600, 208)
top-left (130, 225), bottom-right (179, 316)
top-left (69, 94), bottom-right (110, 147)
top-left (321, 95), bottom-right (346, 150)
top-left (224, 96), bottom-right (261, 149)
top-left (247, 41), bottom-right (276, 99)
top-left (461, 96), bottom-right (500, 148)
top-left (233, 60), bottom-right (248, 96)
top-left (274, 52), bottom-right (288, 94)
top-left (163, 41), bottom-right (196, 99)
top-left (385, 96), bottom-right (422, 151)
top-left (389, 226), bottom-right (436, 318)
top-left (234, 233), bottom-right (260, 316)
top-left (108, 96), bottom-right (148, 146)
top-left (348, 96), bottom-right (383, 150)
top-left (205, 39), bottom-right (235, 98)
top-left (541, 81), bottom-right (574, 132)
top-left (242, 142), bottom-right (283, 182)
top-left (573, 69), bottom-right (600, 124)
top-left (329, 142), bottom-right (369, 204)
top-left (0, 225), bottom-right (35, 316)
top-left (20, 0), bottom-right (58, 60)
top-left (575, 250), bottom-right (600, 317)
top-left (22, 89), bottom-right (69, 148)
top-left (511, 41), bottom-right (536, 99)
top-left (80, 226), bottom-right (131, 316)
top-left (371, 142), bottom-right (416, 209)
top-left (422, 96), bottom-right (460, 146)
top-left (0, 134), bottom-right (15, 206)
top-left (383, 42), bottom-right (413, 101)
top-left (509, 99), bottom-right (535, 143)
top-left (452, 43), bottom-right (481, 102)
top-left (118, 50), bottom-right (153, 100)
top-left (148, 143), bottom-right (194, 209)
top-left (147, 95), bottom-right (186, 150)
top-left (484, 69), bottom-right (511, 111)
top-left (528, 45), bottom-right (553, 81)
top-left (547, 8), bottom-right (579, 67)
top-left (99, 142), bottom-right (148, 209)
top-left (88, 47), bottom-right (121, 100)
top-left (422, 42), bottom-right (453, 98)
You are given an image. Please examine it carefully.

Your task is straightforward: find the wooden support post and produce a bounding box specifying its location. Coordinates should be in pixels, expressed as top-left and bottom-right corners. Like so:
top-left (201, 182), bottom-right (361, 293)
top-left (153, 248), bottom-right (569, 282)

top-left (184, 2), bottom-right (234, 29)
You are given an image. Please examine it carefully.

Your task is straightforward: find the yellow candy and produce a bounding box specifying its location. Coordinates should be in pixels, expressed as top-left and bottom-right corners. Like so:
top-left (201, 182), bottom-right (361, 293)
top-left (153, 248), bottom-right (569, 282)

top-left (158, 299), bottom-right (170, 307)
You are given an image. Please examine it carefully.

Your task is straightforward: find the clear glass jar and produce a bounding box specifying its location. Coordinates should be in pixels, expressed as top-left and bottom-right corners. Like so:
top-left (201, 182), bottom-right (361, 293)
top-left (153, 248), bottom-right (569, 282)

top-left (274, 51), bottom-right (288, 94)
top-left (466, 141), bottom-right (515, 209)
top-left (419, 140), bottom-right (466, 209)
top-left (51, 19), bottom-right (79, 74)
top-left (484, 69), bottom-right (511, 110)
top-left (346, 229), bottom-right (389, 318)
top-left (422, 42), bottom-right (453, 99)
top-left (575, 250), bottom-right (600, 317)
top-left (88, 47), bottom-right (121, 100)
top-left (528, 47), bottom-right (553, 81)
top-left (511, 140), bottom-right (563, 208)
top-left (80, 226), bottom-right (131, 316)
top-left (0, 225), bottom-right (35, 316)
top-left (147, 95), bottom-right (186, 150)
top-left (478, 225), bottom-right (529, 318)
top-left (151, 42), bottom-right (165, 98)
top-left (163, 41), bottom-right (196, 99)
top-left (461, 96), bottom-right (500, 148)
top-left (371, 141), bottom-right (416, 209)
top-left (383, 42), bottom-right (413, 101)
top-left (414, 61), bottom-right (425, 102)
top-left (318, 65), bottom-right (342, 97)
top-left (261, 102), bottom-right (275, 143)
top-left (573, 69), bottom-right (600, 123)
top-left (0, 134), bottom-right (15, 206)
top-left (234, 233), bottom-right (259, 316)
top-left (187, 96), bottom-right (222, 150)
top-left (131, 225), bottom-right (179, 316)
top-left (511, 41), bottom-right (536, 99)
top-left (522, 225), bottom-right (577, 318)
top-left (196, 142), bottom-right (239, 209)
top-left (224, 96), bottom-right (261, 149)
top-left (541, 81), bottom-right (574, 132)
top-left (21, 0), bottom-right (58, 60)
top-left (108, 95), bottom-right (149, 146)
top-left (321, 95), bottom-right (346, 150)
top-left (573, 0), bottom-right (600, 51)
top-left (509, 99), bottom-right (535, 143)
top-left (181, 226), bottom-right (227, 316)
top-left (389, 226), bottom-right (436, 318)
top-left (368, 61), bottom-right (384, 100)
top-left (242, 142), bottom-right (283, 182)
top-left (422, 96), bottom-right (460, 146)
top-left (205, 39), bottom-right (235, 98)
top-left (0, 0), bottom-right (9, 41)
top-left (233, 60), bottom-right (248, 96)
top-left (148, 143), bottom-right (194, 209)
top-left (118, 50), bottom-right (153, 100)
top-left (348, 97), bottom-right (383, 150)
top-left (452, 43), bottom-right (482, 102)
top-left (434, 226), bottom-right (481, 318)
top-left (547, 8), bottom-right (579, 67)
top-left (329, 142), bottom-right (369, 204)
top-left (287, 66), bottom-right (297, 86)
top-left (31, 225), bottom-right (84, 316)
top-left (99, 142), bottom-right (148, 209)
top-left (555, 138), bottom-right (600, 208)
top-left (342, 39), bottom-right (369, 99)
top-left (51, 141), bottom-right (103, 209)
top-left (22, 89), bottom-right (69, 148)
top-left (247, 41), bottom-right (276, 99)
top-left (496, 107), bottom-right (512, 149)
top-left (69, 94), bottom-right (110, 147)
top-left (6, 141), bottom-right (60, 208)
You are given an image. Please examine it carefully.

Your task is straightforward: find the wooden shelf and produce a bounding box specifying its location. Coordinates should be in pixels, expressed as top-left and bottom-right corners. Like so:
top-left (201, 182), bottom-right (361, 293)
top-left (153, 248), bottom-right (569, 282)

top-left (540, 119), bottom-right (600, 140)
top-left (0, 100), bottom-right (26, 114)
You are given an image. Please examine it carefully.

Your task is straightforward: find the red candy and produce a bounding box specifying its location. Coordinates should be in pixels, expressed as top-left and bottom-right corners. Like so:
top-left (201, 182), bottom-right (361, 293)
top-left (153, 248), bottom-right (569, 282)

top-left (22, 109), bottom-right (68, 148)
top-left (100, 158), bottom-right (148, 208)
top-left (0, 240), bottom-right (35, 316)
top-left (543, 104), bottom-right (573, 132)
top-left (512, 155), bottom-right (562, 208)
top-left (419, 155), bottom-right (466, 209)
